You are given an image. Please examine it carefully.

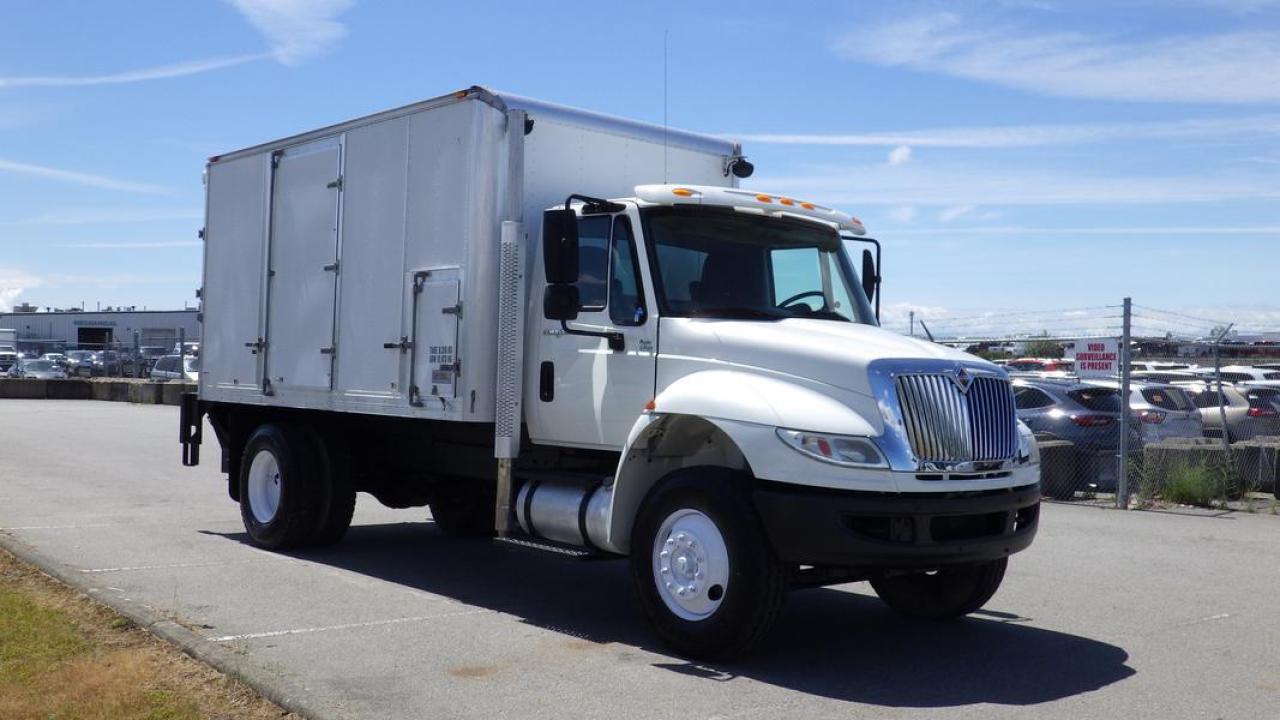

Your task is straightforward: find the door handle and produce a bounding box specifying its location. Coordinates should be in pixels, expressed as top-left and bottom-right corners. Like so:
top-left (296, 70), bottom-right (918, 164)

top-left (383, 336), bottom-right (413, 353)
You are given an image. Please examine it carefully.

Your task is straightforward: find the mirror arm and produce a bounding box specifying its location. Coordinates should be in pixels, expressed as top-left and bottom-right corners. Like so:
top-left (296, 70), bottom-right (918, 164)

top-left (564, 193), bottom-right (625, 215)
top-left (560, 320), bottom-right (625, 352)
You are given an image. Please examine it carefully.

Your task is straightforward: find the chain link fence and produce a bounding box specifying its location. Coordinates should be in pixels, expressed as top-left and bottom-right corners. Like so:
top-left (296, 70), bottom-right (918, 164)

top-left (900, 299), bottom-right (1280, 511)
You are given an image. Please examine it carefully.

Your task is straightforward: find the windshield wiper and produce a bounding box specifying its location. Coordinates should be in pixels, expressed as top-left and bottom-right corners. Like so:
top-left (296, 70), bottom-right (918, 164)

top-left (687, 306), bottom-right (783, 320)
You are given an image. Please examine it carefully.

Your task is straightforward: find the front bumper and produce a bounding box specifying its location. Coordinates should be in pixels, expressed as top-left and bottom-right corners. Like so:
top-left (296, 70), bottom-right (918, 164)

top-left (753, 481), bottom-right (1040, 569)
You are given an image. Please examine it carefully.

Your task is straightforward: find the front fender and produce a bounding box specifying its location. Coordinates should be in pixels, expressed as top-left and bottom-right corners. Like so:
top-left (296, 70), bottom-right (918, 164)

top-left (601, 371), bottom-right (888, 554)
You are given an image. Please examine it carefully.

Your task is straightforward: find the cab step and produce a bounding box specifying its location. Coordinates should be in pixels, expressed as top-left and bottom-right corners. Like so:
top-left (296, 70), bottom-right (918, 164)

top-left (493, 535), bottom-right (612, 560)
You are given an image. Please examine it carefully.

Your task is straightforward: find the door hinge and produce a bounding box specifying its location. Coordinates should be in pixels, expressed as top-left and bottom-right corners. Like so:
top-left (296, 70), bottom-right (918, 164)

top-left (270, 150), bottom-right (282, 169)
top-left (326, 175), bottom-right (343, 190)
top-left (244, 338), bottom-right (266, 354)
top-left (320, 346), bottom-right (336, 355)
top-left (442, 303), bottom-right (462, 318)
top-left (323, 261), bottom-right (339, 273)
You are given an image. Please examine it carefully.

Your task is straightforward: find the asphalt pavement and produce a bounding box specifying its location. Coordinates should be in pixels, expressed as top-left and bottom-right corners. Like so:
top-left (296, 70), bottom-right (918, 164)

top-left (1, 399), bottom-right (1277, 719)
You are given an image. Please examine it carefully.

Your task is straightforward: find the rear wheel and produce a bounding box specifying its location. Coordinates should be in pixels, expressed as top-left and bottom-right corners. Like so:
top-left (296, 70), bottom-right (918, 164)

top-left (304, 427), bottom-right (356, 546)
top-left (630, 467), bottom-right (787, 660)
top-left (870, 558), bottom-right (1007, 620)
top-left (238, 424), bottom-right (321, 550)
top-left (429, 480), bottom-right (496, 537)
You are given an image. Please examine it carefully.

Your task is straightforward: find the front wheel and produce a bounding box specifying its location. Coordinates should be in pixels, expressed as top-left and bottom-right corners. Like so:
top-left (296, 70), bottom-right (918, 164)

top-left (870, 558), bottom-right (1008, 620)
top-left (630, 468), bottom-right (787, 660)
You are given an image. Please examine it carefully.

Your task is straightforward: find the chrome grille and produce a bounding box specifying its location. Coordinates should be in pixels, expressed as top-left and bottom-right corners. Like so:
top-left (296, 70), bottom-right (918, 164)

top-left (894, 374), bottom-right (1017, 463)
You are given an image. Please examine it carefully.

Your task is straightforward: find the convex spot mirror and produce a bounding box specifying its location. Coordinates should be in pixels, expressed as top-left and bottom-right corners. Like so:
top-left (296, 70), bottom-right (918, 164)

top-left (543, 209), bottom-right (579, 285)
top-left (543, 284), bottom-right (580, 322)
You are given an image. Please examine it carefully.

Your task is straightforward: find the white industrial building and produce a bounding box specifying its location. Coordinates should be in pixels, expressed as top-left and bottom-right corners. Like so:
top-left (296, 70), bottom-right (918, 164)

top-left (0, 309), bottom-right (199, 353)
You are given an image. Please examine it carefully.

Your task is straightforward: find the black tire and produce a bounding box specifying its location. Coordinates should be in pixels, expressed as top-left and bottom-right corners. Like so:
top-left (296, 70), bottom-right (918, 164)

top-left (303, 427), bottom-right (356, 546)
top-left (870, 558), bottom-right (1008, 620)
top-left (238, 423), bottom-right (322, 550)
top-left (629, 467), bottom-right (787, 660)
top-left (429, 480), bottom-right (496, 537)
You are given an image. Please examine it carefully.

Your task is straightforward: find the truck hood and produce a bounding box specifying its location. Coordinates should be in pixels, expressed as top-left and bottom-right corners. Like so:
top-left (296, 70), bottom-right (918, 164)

top-left (659, 317), bottom-right (988, 397)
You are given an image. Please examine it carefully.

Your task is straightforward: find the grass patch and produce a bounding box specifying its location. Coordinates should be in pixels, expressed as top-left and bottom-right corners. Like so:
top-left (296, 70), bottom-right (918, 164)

top-left (0, 548), bottom-right (292, 720)
top-left (1161, 462), bottom-right (1230, 508)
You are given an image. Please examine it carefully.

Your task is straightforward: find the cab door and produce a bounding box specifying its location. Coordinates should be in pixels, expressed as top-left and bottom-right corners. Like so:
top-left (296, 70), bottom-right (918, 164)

top-left (531, 210), bottom-right (656, 449)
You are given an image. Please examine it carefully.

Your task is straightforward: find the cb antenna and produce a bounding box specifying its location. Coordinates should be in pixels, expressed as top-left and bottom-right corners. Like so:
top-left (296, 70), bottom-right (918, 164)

top-left (663, 29), bottom-right (669, 183)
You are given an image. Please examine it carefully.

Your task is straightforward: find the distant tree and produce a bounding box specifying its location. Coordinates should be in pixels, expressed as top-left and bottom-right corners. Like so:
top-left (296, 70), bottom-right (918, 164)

top-left (1024, 338), bottom-right (1064, 358)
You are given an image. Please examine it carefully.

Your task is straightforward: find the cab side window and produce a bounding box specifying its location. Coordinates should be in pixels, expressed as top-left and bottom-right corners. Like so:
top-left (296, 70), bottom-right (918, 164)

top-left (609, 217), bottom-right (646, 326)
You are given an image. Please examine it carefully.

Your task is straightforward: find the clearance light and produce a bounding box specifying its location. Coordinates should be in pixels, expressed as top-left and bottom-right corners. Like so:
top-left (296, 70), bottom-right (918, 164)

top-left (633, 184), bottom-right (866, 234)
top-left (644, 399), bottom-right (657, 411)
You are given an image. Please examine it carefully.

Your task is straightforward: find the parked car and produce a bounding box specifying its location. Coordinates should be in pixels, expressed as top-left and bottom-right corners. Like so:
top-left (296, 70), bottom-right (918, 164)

top-left (151, 354), bottom-right (199, 382)
top-left (1086, 379), bottom-right (1203, 444)
top-left (1130, 361), bottom-right (1195, 372)
top-left (1131, 370), bottom-right (1201, 384)
top-left (1013, 378), bottom-right (1138, 497)
top-left (10, 359), bottom-right (69, 379)
top-left (1188, 365), bottom-right (1280, 383)
top-left (40, 352), bottom-right (69, 368)
top-left (1177, 382), bottom-right (1280, 441)
top-left (135, 346), bottom-right (168, 376)
top-left (1007, 357), bottom-right (1074, 372)
top-left (93, 350), bottom-right (123, 376)
top-left (63, 350), bottom-right (96, 376)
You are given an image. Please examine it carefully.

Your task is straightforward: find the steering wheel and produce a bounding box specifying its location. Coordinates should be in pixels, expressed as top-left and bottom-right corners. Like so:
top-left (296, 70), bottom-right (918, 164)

top-left (777, 290), bottom-right (826, 309)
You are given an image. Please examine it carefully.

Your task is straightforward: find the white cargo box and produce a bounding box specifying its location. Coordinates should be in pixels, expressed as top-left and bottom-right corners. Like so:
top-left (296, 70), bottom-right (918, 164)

top-left (200, 86), bottom-right (739, 422)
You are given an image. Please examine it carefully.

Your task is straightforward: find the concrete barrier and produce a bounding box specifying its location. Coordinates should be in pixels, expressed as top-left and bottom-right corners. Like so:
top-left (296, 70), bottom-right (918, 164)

top-left (0, 377), bottom-right (192, 406)
top-left (1036, 439), bottom-right (1076, 500)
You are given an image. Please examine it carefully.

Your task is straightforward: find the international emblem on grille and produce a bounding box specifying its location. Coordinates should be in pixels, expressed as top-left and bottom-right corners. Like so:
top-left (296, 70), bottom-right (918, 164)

top-left (951, 367), bottom-right (972, 394)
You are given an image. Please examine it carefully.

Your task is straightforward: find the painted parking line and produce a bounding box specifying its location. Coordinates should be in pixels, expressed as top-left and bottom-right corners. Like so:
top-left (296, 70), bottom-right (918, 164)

top-left (79, 559), bottom-right (265, 574)
top-left (0, 523), bottom-right (117, 530)
top-left (207, 608), bottom-right (491, 643)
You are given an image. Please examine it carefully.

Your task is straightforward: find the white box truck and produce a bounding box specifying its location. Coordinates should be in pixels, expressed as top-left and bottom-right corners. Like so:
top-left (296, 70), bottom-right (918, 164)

top-left (180, 86), bottom-right (1040, 658)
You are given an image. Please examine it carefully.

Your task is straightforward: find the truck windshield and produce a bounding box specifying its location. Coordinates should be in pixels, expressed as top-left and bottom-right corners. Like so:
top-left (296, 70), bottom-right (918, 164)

top-left (641, 207), bottom-right (876, 324)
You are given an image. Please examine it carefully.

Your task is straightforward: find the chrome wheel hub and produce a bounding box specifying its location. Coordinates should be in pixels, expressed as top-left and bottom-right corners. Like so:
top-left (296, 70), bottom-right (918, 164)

top-left (652, 509), bottom-right (729, 621)
top-left (247, 449), bottom-right (282, 524)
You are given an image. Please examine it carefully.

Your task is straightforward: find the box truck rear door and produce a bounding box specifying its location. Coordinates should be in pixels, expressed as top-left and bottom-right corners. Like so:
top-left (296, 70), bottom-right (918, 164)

top-left (264, 137), bottom-right (342, 392)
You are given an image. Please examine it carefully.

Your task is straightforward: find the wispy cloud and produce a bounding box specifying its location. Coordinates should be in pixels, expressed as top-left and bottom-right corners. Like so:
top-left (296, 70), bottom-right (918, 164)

top-left (0, 267), bottom-right (41, 311)
top-left (227, 0), bottom-right (354, 65)
top-left (0, 55), bottom-right (265, 89)
top-left (58, 241), bottom-right (201, 249)
top-left (886, 145), bottom-right (912, 166)
top-left (737, 115), bottom-right (1280, 148)
top-left (938, 204), bottom-right (975, 222)
top-left (883, 225), bottom-right (1280, 236)
top-left (0, 159), bottom-right (174, 195)
top-left (833, 12), bottom-right (1280, 103)
top-left (5, 208), bottom-right (202, 226)
top-left (887, 205), bottom-right (918, 223)
top-left (756, 162), bottom-right (1280, 206)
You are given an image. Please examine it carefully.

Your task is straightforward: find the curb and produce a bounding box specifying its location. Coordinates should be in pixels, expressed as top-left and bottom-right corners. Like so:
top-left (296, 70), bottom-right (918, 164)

top-left (0, 533), bottom-right (345, 720)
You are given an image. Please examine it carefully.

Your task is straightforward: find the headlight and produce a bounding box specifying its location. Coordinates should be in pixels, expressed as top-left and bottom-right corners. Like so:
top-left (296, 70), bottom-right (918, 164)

top-left (776, 428), bottom-right (887, 468)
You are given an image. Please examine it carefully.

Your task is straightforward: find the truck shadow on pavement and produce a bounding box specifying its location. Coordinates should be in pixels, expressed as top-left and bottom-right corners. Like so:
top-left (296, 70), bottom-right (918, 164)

top-left (213, 520), bottom-right (1135, 708)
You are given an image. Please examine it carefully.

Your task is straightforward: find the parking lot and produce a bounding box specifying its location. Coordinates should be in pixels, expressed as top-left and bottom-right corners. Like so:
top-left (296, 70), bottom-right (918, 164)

top-left (2, 399), bottom-right (1278, 720)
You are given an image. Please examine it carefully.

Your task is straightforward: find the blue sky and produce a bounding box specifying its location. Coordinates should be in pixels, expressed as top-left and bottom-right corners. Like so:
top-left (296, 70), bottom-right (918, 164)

top-left (1, 0), bottom-right (1277, 337)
